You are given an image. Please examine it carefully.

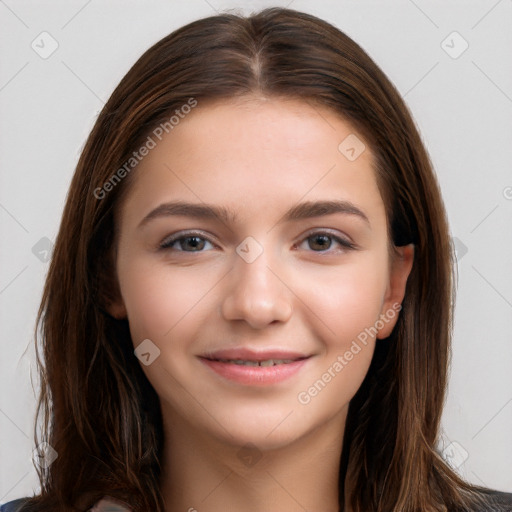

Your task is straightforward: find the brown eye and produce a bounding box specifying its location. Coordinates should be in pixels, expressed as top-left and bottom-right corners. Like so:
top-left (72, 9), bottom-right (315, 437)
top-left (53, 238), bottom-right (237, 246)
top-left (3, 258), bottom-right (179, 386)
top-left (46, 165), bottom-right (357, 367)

top-left (298, 231), bottom-right (355, 253)
top-left (308, 234), bottom-right (333, 251)
top-left (160, 232), bottom-right (214, 252)
top-left (177, 236), bottom-right (207, 251)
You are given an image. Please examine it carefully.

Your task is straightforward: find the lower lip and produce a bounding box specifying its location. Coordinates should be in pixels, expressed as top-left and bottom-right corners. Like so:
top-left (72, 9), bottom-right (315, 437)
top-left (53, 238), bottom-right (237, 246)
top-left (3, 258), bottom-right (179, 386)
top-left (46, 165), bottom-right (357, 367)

top-left (199, 358), bottom-right (309, 386)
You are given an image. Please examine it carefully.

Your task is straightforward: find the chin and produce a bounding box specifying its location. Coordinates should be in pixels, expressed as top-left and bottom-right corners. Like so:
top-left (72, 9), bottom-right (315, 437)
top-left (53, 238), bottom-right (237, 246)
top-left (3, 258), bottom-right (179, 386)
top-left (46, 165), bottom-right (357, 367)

top-left (201, 402), bottom-right (328, 452)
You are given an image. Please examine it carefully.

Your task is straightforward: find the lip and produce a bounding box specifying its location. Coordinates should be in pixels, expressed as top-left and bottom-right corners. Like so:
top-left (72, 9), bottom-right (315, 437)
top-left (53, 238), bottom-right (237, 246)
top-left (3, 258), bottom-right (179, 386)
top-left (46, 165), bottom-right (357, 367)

top-left (198, 348), bottom-right (311, 386)
top-left (203, 348), bottom-right (308, 362)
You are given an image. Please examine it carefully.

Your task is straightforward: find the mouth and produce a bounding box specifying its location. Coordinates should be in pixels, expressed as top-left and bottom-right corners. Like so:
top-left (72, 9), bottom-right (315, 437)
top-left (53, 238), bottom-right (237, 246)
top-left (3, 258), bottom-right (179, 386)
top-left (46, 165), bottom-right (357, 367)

top-left (212, 358), bottom-right (299, 366)
top-left (198, 349), bottom-right (312, 386)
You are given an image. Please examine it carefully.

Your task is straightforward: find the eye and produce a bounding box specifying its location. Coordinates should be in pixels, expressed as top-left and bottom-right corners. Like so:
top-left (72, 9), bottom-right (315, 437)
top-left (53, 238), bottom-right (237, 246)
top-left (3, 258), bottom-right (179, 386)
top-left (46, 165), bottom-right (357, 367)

top-left (159, 230), bottom-right (356, 254)
top-left (296, 231), bottom-right (356, 253)
top-left (159, 231), bottom-right (216, 252)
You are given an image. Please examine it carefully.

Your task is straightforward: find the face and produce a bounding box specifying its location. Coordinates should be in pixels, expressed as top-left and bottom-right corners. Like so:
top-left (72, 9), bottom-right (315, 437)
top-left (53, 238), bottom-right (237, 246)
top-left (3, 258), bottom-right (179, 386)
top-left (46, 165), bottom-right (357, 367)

top-left (111, 97), bottom-right (413, 451)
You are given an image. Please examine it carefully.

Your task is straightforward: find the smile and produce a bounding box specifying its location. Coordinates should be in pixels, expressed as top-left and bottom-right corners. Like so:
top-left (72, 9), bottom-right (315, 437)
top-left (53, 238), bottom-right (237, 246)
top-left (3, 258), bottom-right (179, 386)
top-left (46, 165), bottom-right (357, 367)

top-left (198, 350), bottom-right (311, 386)
top-left (216, 358), bottom-right (296, 366)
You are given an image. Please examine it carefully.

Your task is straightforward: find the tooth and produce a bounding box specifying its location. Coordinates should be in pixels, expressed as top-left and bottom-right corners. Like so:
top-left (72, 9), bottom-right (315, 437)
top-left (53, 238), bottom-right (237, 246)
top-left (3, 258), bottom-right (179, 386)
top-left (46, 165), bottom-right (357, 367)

top-left (219, 358), bottom-right (296, 366)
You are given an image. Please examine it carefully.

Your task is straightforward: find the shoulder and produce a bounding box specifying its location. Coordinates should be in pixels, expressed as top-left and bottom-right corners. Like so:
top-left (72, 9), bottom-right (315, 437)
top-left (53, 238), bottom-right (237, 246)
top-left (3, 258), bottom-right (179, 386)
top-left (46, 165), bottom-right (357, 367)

top-left (4, 493), bottom-right (510, 511)
top-left (473, 489), bottom-right (512, 511)
top-left (88, 496), bottom-right (132, 511)
top-left (0, 499), bottom-right (29, 512)
top-left (0, 496), bottom-right (132, 512)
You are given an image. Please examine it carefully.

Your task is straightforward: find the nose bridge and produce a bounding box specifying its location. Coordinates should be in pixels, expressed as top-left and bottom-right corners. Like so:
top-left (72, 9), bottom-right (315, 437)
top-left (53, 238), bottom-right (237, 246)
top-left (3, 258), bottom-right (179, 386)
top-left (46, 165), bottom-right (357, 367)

top-left (221, 236), bottom-right (293, 328)
top-left (234, 238), bottom-right (281, 303)
top-left (238, 252), bottom-right (274, 297)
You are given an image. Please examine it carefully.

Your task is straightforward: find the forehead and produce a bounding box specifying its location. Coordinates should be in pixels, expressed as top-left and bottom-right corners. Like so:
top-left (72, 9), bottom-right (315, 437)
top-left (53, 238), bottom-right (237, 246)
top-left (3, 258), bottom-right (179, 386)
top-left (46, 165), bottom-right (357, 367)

top-left (157, 96), bottom-right (371, 168)
top-left (118, 96), bottom-right (385, 229)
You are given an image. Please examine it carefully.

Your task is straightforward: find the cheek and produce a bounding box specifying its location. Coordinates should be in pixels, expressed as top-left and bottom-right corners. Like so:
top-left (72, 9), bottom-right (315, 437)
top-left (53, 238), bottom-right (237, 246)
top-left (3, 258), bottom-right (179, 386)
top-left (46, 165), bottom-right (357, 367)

top-left (295, 255), bottom-right (389, 347)
top-left (117, 257), bottom-right (213, 347)
top-left (293, 263), bottom-right (387, 414)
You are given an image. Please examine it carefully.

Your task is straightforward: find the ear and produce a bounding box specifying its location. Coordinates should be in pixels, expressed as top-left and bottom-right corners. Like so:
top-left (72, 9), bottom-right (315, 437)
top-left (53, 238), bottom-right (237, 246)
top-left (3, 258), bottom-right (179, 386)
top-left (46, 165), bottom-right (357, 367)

top-left (100, 244), bottom-right (127, 320)
top-left (100, 268), bottom-right (127, 320)
top-left (107, 298), bottom-right (127, 320)
top-left (377, 244), bottom-right (414, 339)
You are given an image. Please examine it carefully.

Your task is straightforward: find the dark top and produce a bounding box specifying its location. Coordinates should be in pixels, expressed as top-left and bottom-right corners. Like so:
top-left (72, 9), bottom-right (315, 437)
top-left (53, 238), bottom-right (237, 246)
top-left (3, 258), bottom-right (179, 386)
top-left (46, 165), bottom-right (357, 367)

top-left (0, 500), bottom-right (26, 512)
top-left (2, 491), bottom-right (512, 511)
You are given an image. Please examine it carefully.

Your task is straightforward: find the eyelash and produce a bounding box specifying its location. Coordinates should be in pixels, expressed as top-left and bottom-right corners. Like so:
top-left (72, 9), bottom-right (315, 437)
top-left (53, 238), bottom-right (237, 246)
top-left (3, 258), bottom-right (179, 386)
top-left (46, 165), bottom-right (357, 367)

top-left (158, 230), bottom-right (356, 254)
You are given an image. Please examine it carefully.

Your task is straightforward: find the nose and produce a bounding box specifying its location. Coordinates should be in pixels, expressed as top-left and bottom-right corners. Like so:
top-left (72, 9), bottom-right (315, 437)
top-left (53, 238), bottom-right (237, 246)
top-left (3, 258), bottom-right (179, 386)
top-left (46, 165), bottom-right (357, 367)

top-left (220, 246), bottom-right (293, 329)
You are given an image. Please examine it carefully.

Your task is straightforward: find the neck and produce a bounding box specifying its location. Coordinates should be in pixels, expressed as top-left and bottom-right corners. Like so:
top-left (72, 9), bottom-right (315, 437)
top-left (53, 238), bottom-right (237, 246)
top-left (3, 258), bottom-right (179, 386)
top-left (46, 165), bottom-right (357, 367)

top-left (159, 406), bottom-right (348, 512)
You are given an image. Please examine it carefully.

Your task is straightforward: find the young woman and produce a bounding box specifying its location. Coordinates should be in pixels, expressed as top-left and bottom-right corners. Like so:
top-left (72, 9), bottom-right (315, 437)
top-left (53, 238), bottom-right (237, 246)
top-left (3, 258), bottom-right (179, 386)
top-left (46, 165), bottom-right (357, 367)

top-left (2, 7), bottom-right (511, 512)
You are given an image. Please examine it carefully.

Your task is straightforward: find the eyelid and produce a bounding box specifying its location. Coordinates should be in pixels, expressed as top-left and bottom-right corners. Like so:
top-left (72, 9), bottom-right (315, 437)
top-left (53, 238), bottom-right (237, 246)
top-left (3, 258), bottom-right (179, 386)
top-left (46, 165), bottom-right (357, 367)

top-left (159, 228), bottom-right (357, 252)
top-left (159, 229), bottom-right (218, 250)
top-left (298, 227), bottom-right (355, 245)
top-left (293, 228), bottom-right (357, 252)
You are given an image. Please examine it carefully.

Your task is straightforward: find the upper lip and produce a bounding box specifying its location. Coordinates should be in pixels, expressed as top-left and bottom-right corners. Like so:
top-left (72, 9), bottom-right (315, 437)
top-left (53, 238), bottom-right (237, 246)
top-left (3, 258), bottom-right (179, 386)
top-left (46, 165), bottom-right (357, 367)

top-left (200, 348), bottom-right (311, 362)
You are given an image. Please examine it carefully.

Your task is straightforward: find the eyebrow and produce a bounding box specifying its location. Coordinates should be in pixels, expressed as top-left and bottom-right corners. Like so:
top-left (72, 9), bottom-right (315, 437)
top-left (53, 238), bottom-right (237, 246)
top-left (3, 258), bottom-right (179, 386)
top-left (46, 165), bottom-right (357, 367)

top-left (138, 199), bottom-right (370, 229)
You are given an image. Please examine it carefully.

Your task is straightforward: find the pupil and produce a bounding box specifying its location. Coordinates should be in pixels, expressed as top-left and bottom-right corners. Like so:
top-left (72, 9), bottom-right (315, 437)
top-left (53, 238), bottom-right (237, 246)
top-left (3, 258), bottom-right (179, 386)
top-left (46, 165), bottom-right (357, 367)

top-left (310, 235), bottom-right (331, 251)
top-left (183, 236), bottom-right (204, 251)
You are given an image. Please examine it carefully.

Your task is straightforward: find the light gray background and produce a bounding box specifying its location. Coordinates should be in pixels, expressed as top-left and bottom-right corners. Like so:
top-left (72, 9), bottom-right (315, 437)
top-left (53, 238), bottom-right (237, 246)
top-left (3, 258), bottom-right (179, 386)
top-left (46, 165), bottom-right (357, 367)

top-left (1, 0), bottom-right (511, 504)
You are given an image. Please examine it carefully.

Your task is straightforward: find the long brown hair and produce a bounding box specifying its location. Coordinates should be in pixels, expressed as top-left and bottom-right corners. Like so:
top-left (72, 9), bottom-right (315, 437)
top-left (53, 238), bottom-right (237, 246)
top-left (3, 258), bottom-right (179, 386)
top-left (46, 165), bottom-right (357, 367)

top-left (21, 7), bottom-right (499, 511)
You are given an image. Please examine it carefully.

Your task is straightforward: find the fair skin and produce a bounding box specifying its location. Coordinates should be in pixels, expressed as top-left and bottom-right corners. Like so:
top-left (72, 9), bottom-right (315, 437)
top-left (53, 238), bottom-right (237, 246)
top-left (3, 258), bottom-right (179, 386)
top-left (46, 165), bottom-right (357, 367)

top-left (110, 96), bottom-right (414, 512)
